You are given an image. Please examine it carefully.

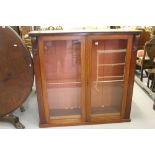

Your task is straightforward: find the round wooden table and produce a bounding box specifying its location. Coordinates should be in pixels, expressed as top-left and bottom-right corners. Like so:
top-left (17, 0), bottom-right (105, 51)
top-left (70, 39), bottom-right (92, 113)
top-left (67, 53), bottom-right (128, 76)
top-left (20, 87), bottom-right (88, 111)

top-left (0, 26), bottom-right (34, 128)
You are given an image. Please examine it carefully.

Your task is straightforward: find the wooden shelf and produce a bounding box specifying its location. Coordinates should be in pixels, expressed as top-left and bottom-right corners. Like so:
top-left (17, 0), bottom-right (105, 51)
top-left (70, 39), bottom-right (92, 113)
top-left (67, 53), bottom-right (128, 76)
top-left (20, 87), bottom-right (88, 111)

top-left (49, 108), bottom-right (81, 119)
top-left (97, 49), bottom-right (126, 54)
top-left (93, 80), bottom-right (124, 83)
top-left (47, 81), bottom-right (81, 85)
top-left (98, 63), bottom-right (125, 66)
top-left (92, 106), bottom-right (121, 116)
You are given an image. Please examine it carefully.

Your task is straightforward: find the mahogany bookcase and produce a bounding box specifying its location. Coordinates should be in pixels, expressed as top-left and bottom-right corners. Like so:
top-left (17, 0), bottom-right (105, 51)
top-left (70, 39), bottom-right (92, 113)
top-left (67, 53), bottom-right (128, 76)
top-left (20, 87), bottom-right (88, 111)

top-left (29, 30), bottom-right (140, 127)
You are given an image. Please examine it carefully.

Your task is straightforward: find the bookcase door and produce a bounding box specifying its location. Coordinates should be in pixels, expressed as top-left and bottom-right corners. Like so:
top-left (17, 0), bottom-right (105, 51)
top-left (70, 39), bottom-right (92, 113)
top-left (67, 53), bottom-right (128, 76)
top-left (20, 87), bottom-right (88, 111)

top-left (87, 35), bottom-right (133, 122)
top-left (38, 36), bottom-right (86, 124)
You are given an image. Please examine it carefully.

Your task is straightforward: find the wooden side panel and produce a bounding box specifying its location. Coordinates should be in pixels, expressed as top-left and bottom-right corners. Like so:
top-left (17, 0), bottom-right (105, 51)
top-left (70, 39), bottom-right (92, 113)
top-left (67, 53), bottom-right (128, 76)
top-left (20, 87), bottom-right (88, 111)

top-left (31, 37), bottom-right (47, 124)
top-left (124, 34), bottom-right (140, 119)
top-left (121, 35), bottom-right (133, 118)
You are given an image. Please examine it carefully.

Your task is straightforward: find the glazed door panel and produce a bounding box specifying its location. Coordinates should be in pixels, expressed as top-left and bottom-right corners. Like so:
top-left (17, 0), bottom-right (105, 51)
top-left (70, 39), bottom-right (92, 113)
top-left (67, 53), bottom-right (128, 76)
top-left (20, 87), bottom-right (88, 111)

top-left (38, 36), bottom-right (86, 123)
top-left (87, 35), bottom-right (132, 121)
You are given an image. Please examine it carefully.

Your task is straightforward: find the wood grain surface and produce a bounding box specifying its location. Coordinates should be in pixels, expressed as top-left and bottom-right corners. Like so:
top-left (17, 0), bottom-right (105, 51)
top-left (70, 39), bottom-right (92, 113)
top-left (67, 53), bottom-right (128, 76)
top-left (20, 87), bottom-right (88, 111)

top-left (0, 26), bottom-right (34, 116)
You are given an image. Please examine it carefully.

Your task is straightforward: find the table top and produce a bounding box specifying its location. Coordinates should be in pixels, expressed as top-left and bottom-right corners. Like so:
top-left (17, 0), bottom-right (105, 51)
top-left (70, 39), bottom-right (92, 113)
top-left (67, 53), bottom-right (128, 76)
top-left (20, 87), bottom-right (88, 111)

top-left (0, 26), bottom-right (34, 116)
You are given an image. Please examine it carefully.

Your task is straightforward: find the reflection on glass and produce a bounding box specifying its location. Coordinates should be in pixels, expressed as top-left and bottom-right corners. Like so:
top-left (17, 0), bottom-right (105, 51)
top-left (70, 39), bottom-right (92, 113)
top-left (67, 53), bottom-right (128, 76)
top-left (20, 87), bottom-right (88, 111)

top-left (91, 39), bottom-right (127, 115)
top-left (44, 40), bottom-right (81, 118)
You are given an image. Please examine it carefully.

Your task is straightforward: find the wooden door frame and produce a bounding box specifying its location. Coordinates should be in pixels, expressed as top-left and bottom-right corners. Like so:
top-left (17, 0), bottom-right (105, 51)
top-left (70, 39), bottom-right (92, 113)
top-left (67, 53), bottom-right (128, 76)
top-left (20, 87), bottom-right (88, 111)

top-left (38, 35), bottom-right (86, 124)
top-left (86, 34), bottom-right (133, 122)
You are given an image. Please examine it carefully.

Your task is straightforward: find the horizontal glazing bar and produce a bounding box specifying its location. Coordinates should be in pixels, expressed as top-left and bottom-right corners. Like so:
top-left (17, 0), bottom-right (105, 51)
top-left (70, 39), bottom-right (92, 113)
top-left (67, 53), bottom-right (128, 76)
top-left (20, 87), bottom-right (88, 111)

top-left (97, 49), bottom-right (126, 54)
top-left (97, 63), bottom-right (125, 66)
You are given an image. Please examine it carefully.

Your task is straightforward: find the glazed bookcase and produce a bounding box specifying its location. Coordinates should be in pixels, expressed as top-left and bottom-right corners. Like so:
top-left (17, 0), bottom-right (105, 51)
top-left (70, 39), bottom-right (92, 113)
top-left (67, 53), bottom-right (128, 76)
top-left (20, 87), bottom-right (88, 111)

top-left (29, 30), bottom-right (140, 127)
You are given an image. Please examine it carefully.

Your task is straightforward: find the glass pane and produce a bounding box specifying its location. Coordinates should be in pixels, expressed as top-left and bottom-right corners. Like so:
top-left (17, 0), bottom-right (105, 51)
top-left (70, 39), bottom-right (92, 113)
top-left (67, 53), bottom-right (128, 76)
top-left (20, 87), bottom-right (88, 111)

top-left (91, 39), bottom-right (127, 115)
top-left (44, 40), bottom-right (81, 118)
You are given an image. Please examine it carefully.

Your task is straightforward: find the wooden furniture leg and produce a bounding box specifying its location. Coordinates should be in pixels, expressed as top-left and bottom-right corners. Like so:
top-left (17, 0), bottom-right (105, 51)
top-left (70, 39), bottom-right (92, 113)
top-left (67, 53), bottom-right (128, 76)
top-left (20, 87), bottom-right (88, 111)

top-left (20, 105), bottom-right (25, 112)
top-left (0, 113), bottom-right (25, 129)
top-left (153, 101), bottom-right (155, 110)
top-left (147, 73), bottom-right (150, 88)
top-left (153, 104), bottom-right (155, 110)
top-left (140, 67), bottom-right (144, 81)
